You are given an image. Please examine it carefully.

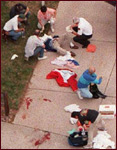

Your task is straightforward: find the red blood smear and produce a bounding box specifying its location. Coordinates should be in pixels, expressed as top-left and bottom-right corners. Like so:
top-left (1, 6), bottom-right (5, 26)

top-left (34, 133), bottom-right (50, 146)
top-left (35, 140), bottom-right (41, 146)
top-left (25, 97), bottom-right (33, 109)
top-left (43, 99), bottom-right (51, 102)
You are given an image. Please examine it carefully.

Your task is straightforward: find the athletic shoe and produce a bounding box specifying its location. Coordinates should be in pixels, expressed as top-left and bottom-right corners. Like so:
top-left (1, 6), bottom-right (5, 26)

top-left (38, 56), bottom-right (47, 60)
top-left (76, 90), bottom-right (83, 99)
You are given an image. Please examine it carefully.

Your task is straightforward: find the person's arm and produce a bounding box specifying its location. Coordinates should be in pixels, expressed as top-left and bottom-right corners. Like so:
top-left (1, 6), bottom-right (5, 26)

top-left (42, 44), bottom-right (45, 49)
top-left (53, 9), bottom-right (56, 18)
top-left (14, 28), bottom-right (25, 32)
top-left (37, 11), bottom-right (44, 29)
top-left (92, 77), bottom-right (102, 84)
top-left (24, 7), bottom-right (29, 16)
top-left (70, 24), bottom-right (80, 36)
top-left (13, 21), bottom-right (25, 32)
top-left (83, 124), bottom-right (87, 130)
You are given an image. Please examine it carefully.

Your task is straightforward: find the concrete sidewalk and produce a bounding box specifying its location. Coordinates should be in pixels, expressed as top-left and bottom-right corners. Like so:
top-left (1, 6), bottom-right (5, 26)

top-left (1, 1), bottom-right (116, 149)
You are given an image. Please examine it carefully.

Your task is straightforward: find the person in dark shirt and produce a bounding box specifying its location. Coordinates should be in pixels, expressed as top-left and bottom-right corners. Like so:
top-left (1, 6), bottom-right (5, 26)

top-left (10, 3), bottom-right (30, 24)
top-left (71, 109), bottom-right (105, 148)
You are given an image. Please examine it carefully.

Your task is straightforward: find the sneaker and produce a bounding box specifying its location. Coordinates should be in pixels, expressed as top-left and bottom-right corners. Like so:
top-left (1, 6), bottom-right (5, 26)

top-left (98, 127), bottom-right (106, 131)
top-left (70, 51), bottom-right (76, 57)
top-left (76, 90), bottom-right (83, 99)
top-left (38, 56), bottom-right (47, 60)
top-left (70, 45), bottom-right (79, 49)
top-left (24, 57), bottom-right (29, 61)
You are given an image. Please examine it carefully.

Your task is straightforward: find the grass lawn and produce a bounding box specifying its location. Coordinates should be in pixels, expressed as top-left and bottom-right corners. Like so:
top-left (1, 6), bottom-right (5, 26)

top-left (1, 1), bottom-right (59, 113)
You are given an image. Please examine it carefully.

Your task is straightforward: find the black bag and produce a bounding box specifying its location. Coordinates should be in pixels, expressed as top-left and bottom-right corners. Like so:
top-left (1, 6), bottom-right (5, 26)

top-left (68, 131), bottom-right (88, 147)
top-left (89, 84), bottom-right (107, 99)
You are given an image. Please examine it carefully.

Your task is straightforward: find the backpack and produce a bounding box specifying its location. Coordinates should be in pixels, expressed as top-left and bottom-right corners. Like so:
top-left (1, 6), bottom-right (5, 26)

top-left (68, 131), bottom-right (88, 147)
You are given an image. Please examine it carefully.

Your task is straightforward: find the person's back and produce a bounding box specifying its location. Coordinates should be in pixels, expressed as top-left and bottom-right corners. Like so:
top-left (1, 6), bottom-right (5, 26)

top-left (78, 18), bottom-right (93, 35)
top-left (25, 35), bottom-right (38, 56)
top-left (78, 69), bottom-right (97, 88)
top-left (25, 35), bottom-right (44, 58)
top-left (10, 3), bottom-right (27, 18)
top-left (3, 15), bottom-right (18, 31)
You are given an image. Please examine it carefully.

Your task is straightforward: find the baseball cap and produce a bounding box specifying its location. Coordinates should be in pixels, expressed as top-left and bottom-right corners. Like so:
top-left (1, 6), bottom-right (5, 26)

top-left (18, 14), bottom-right (25, 19)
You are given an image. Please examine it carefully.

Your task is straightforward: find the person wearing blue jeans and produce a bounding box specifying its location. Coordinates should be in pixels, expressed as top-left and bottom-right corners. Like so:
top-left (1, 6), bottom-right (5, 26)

top-left (9, 30), bottom-right (25, 41)
top-left (33, 46), bottom-right (44, 57)
top-left (76, 67), bottom-right (102, 99)
top-left (25, 29), bottom-right (47, 61)
top-left (3, 14), bottom-right (25, 41)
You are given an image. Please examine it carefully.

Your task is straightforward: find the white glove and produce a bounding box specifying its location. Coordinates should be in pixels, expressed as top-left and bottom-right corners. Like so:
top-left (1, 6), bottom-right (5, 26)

top-left (70, 117), bottom-right (78, 124)
top-left (66, 25), bottom-right (73, 33)
top-left (11, 54), bottom-right (18, 60)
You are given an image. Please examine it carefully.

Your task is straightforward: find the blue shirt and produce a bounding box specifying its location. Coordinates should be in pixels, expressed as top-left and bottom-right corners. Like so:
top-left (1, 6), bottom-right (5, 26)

top-left (78, 69), bottom-right (100, 88)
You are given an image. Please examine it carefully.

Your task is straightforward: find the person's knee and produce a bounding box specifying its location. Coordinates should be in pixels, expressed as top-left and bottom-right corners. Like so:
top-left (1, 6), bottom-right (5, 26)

top-left (87, 93), bottom-right (93, 98)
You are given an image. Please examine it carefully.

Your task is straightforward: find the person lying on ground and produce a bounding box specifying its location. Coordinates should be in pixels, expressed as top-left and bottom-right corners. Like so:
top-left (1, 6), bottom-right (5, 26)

top-left (70, 17), bottom-right (93, 49)
top-left (71, 109), bottom-right (105, 148)
top-left (10, 3), bottom-right (30, 25)
top-left (3, 14), bottom-right (25, 41)
top-left (24, 29), bottom-right (47, 61)
top-left (37, 5), bottom-right (56, 33)
top-left (41, 34), bottom-right (76, 57)
top-left (76, 66), bottom-right (102, 99)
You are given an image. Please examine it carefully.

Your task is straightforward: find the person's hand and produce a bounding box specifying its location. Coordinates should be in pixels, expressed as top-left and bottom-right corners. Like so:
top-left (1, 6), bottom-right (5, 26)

top-left (78, 126), bottom-right (84, 131)
top-left (98, 77), bottom-right (102, 84)
top-left (70, 117), bottom-right (78, 124)
top-left (21, 28), bottom-right (25, 31)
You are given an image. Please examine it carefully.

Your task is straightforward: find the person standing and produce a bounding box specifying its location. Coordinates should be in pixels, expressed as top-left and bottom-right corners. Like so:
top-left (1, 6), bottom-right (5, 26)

top-left (70, 17), bottom-right (93, 49)
top-left (71, 109), bottom-right (105, 148)
top-left (77, 67), bottom-right (102, 99)
top-left (37, 5), bottom-right (56, 32)
top-left (3, 14), bottom-right (25, 41)
top-left (24, 29), bottom-right (47, 61)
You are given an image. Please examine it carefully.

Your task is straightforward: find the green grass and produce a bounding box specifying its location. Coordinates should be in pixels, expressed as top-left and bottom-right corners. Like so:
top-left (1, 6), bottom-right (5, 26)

top-left (1, 1), bottom-right (59, 110)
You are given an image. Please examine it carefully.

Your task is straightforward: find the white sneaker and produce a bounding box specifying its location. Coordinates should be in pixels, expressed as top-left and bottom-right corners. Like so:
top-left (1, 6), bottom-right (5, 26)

top-left (38, 56), bottom-right (47, 60)
top-left (76, 90), bottom-right (83, 99)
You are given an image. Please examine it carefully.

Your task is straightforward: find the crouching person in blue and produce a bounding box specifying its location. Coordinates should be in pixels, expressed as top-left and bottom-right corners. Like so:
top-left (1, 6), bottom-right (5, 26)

top-left (3, 14), bottom-right (25, 41)
top-left (77, 67), bottom-right (102, 99)
top-left (24, 29), bottom-right (47, 61)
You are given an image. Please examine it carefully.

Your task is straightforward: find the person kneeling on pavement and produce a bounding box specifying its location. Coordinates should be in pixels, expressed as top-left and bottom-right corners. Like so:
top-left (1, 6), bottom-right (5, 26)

top-left (24, 29), bottom-right (47, 61)
top-left (41, 34), bottom-right (76, 57)
top-left (71, 109), bottom-right (105, 148)
top-left (70, 17), bottom-right (93, 49)
top-left (76, 67), bottom-right (102, 99)
top-left (3, 14), bottom-right (25, 41)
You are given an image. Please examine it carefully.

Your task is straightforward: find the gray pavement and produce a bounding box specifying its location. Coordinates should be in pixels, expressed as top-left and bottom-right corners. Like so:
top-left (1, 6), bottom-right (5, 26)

top-left (1, 1), bottom-right (116, 149)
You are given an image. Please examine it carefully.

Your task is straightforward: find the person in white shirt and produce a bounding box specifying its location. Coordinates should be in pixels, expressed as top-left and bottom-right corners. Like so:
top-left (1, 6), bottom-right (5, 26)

top-left (70, 17), bottom-right (93, 49)
top-left (3, 14), bottom-right (25, 41)
top-left (24, 29), bottom-right (47, 61)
